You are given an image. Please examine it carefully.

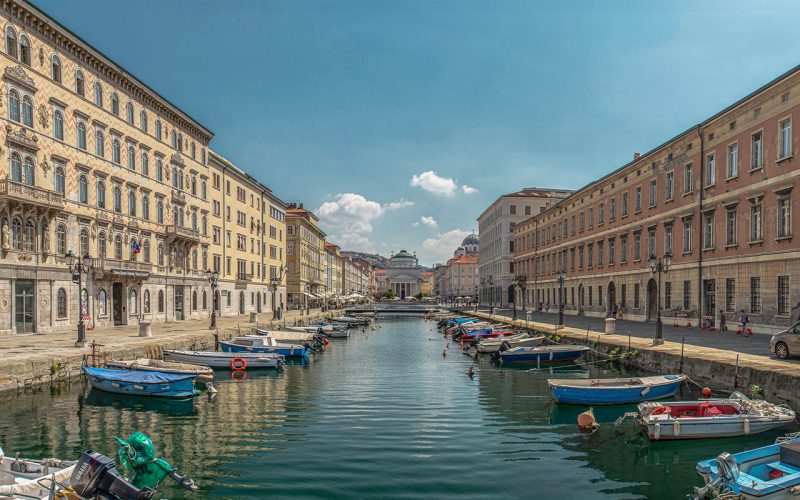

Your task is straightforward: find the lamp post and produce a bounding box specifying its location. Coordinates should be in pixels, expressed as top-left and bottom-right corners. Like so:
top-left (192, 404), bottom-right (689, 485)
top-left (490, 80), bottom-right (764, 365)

top-left (206, 269), bottom-right (219, 329)
top-left (473, 284), bottom-right (478, 312)
top-left (649, 253), bottom-right (672, 345)
top-left (511, 276), bottom-right (518, 320)
top-left (516, 274), bottom-right (527, 323)
top-left (270, 275), bottom-right (280, 320)
top-left (65, 250), bottom-right (93, 347)
top-left (556, 269), bottom-right (566, 328)
top-left (488, 274), bottom-right (494, 316)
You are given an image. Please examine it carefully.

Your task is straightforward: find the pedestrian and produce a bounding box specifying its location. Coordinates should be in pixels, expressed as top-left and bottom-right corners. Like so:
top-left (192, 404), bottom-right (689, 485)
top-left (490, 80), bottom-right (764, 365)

top-left (612, 302), bottom-right (618, 318)
top-left (738, 309), bottom-right (751, 336)
top-left (618, 303), bottom-right (624, 320)
top-left (718, 309), bottom-right (727, 333)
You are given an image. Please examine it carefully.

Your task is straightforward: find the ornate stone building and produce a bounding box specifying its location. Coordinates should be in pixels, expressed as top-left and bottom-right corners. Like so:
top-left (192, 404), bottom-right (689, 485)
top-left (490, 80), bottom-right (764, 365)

top-left (286, 203), bottom-right (325, 310)
top-left (385, 250), bottom-right (422, 299)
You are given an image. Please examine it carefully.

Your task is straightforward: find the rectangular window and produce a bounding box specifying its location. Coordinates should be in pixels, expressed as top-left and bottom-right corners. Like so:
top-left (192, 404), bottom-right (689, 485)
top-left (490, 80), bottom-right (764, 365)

top-left (780, 118), bottom-right (792, 159)
top-left (684, 164), bottom-right (693, 194)
top-left (510, 204), bottom-right (516, 215)
top-left (778, 276), bottom-right (790, 316)
top-left (608, 239), bottom-right (615, 265)
top-left (588, 209), bottom-right (594, 229)
top-left (587, 244), bottom-right (593, 267)
top-left (703, 213), bottom-right (714, 249)
top-left (725, 278), bottom-right (735, 312)
top-left (571, 215), bottom-right (576, 235)
top-left (578, 246), bottom-right (584, 269)
top-left (664, 281), bottom-right (672, 309)
top-left (597, 241), bottom-right (603, 266)
top-left (665, 171), bottom-right (674, 201)
top-left (665, 225), bottom-right (673, 256)
top-left (726, 209), bottom-right (737, 246)
top-left (750, 277), bottom-right (761, 314)
top-left (647, 228), bottom-right (656, 259)
top-left (609, 198), bottom-right (616, 220)
top-left (598, 203), bottom-right (604, 225)
top-left (751, 131), bottom-right (763, 170)
top-left (682, 219), bottom-right (692, 253)
top-left (649, 179), bottom-right (657, 207)
top-left (750, 203), bottom-right (763, 242)
top-left (621, 192), bottom-right (628, 216)
top-left (777, 195), bottom-right (791, 238)
top-left (683, 280), bottom-right (691, 309)
top-left (705, 153), bottom-right (716, 187)
top-left (634, 283), bottom-right (640, 309)
top-left (621, 284), bottom-right (627, 307)
top-left (588, 286), bottom-right (593, 306)
top-left (579, 212), bottom-right (585, 232)
top-left (635, 186), bottom-right (642, 212)
top-left (633, 232), bottom-right (641, 261)
top-left (727, 143), bottom-right (738, 178)
top-left (620, 236), bottom-right (627, 263)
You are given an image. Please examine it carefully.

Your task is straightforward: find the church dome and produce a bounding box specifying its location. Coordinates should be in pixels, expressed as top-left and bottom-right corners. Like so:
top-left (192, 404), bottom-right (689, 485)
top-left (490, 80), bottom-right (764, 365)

top-left (462, 233), bottom-right (479, 246)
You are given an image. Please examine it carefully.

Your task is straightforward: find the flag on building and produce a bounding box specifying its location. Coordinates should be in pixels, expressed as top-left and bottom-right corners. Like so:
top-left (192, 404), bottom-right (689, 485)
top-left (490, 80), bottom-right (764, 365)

top-left (132, 240), bottom-right (140, 255)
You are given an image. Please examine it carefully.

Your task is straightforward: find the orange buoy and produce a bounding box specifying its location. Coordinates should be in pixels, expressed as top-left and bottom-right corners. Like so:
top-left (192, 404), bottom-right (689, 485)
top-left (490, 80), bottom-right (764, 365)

top-left (702, 387), bottom-right (711, 398)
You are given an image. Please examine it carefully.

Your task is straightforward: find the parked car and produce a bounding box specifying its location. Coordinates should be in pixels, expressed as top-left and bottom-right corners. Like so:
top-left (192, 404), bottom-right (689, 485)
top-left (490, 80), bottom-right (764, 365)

top-left (770, 321), bottom-right (800, 359)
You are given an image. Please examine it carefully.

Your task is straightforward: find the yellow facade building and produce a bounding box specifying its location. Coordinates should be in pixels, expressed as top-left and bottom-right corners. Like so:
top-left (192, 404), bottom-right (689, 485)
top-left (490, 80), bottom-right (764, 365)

top-left (286, 203), bottom-right (325, 310)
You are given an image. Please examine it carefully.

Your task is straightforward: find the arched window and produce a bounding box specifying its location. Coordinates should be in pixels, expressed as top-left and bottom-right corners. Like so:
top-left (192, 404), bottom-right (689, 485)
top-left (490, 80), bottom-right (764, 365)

top-left (54, 166), bottom-right (65, 195)
top-left (128, 190), bottom-right (136, 216)
top-left (202, 250), bottom-right (207, 270)
top-left (22, 156), bottom-right (34, 185)
top-left (56, 223), bottom-right (66, 255)
top-left (192, 250), bottom-right (197, 269)
top-left (126, 102), bottom-right (134, 123)
top-left (191, 174), bottom-right (197, 195)
top-left (97, 289), bottom-right (107, 316)
top-left (143, 289), bottom-right (150, 314)
top-left (177, 132), bottom-right (183, 151)
top-left (5, 26), bottom-right (17, 59)
top-left (156, 158), bottom-right (163, 181)
top-left (127, 145), bottom-right (135, 170)
top-left (158, 290), bottom-right (164, 313)
top-left (96, 180), bottom-right (106, 208)
top-left (156, 200), bottom-right (164, 223)
top-left (190, 142), bottom-right (196, 159)
top-left (201, 215), bottom-right (207, 235)
top-left (50, 55), bottom-right (61, 83)
top-left (95, 129), bottom-right (104, 157)
top-left (114, 234), bottom-right (122, 259)
top-left (75, 70), bottom-right (84, 96)
top-left (112, 138), bottom-right (121, 164)
top-left (141, 153), bottom-right (149, 177)
top-left (192, 290), bottom-right (197, 311)
top-left (23, 220), bottom-right (34, 252)
top-left (21, 95), bottom-right (32, 127)
top-left (142, 195), bottom-right (150, 220)
top-left (79, 228), bottom-right (89, 256)
top-left (130, 237), bottom-right (137, 261)
top-left (10, 153), bottom-right (21, 182)
top-left (201, 179), bottom-right (207, 199)
top-left (171, 128), bottom-right (177, 148)
top-left (78, 174), bottom-right (88, 204)
top-left (201, 148), bottom-right (206, 165)
top-left (113, 185), bottom-right (122, 212)
top-left (143, 239), bottom-right (150, 262)
top-left (18, 35), bottom-right (30, 65)
top-left (129, 288), bottom-right (137, 316)
top-left (11, 218), bottom-right (21, 250)
top-left (140, 110), bottom-right (147, 132)
top-left (155, 119), bottom-right (162, 140)
top-left (157, 243), bottom-right (164, 266)
top-left (56, 288), bottom-right (67, 318)
top-left (53, 109), bottom-right (64, 140)
top-left (77, 121), bottom-right (87, 149)
top-left (93, 81), bottom-right (103, 107)
top-left (97, 231), bottom-right (106, 259)
top-left (8, 89), bottom-right (19, 122)
top-left (110, 92), bottom-right (119, 115)
top-left (191, 211), bottom-right (197, 230)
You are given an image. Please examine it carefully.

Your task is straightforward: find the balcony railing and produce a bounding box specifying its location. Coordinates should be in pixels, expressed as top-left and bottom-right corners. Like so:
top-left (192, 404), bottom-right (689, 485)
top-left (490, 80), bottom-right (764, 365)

top-left (0, 179), bottom-right (65, 210)
top-left (165, 224), bottom-right (202, 242)
top-left (236, 272), bottom-right (253, 282)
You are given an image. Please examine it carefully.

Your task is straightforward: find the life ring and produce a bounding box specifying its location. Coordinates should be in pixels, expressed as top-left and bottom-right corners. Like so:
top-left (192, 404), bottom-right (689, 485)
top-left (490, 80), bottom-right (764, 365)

top-left (650, 406), bottom-right (670, 416)
top-left (230, 357), bottom-right (247, 371)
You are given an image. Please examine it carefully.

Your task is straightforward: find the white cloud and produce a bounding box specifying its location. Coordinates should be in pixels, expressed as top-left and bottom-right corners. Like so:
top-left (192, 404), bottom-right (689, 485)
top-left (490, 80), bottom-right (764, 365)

top-left (462, 185), bottom-right (478, 194)
top-left (421, 228), bottom-right (471, 264)
top-left (317, 193), bottom-right (414, 253)
top-left (410, 170), bottom-right (458, 197)
top-left (412, 216), bottom-right (438, 229)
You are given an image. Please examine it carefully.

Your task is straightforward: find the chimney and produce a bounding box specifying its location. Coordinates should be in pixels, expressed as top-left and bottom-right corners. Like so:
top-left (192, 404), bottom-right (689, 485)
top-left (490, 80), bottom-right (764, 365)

top-left (633, 152), bottom-right (641, 160)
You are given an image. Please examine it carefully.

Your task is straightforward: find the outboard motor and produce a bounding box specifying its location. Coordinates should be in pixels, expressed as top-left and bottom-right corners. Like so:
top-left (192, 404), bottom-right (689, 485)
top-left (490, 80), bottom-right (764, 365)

top-left (70, 450), bottom-right (154, 500)
top-left (691, 452), bottom-right (739, 499)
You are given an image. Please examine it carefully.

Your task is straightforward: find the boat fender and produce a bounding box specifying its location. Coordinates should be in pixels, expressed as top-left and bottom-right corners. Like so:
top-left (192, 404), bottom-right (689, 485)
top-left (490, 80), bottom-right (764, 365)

top-left (654, 423), bottom-right (661, 441)
top-left (640, 386), bottom-right (651, 397)
top-left (650, 406), bottom-right (670, 416)
top-left (744, 418), bottom-right (750, 435)
top-left (549, 350), bottom-right (554, 361)
top-left (673, 419), bottom-right (680, 436)
top-left (230, 357), bottom-right (247, 371)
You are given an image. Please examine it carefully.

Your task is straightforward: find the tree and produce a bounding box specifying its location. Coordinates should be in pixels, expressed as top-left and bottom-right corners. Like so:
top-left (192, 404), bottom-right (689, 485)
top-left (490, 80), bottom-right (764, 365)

top-left (382, 290), bottom-right (396, 299)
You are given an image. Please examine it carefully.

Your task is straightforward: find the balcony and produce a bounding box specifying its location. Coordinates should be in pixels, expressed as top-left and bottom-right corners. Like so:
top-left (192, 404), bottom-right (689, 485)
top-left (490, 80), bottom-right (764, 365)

top-left (236, 272), bottom-right (253, 283)
top-left (165, 224), bottom-right (202, 243)
top-left (0, 179), bottom-right (65, 210)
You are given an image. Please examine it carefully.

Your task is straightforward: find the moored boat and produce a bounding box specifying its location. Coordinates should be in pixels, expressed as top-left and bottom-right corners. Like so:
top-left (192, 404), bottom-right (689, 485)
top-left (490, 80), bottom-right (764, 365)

top-left (616, 392), bottom-right (795, 440)
top-left (163, 349), bottom-right (285, 369)
top-left (497, 345), bottom-right (590, 364)
top-left (285, 324), bottom-right (335, 333)
top-left (547, 374), bottom-right (686, 405)
top-left (0, 455), bottom-right (75, 500)
top-left (82, 367), bottom-right (200, 399)
top-left (105, 358), bottom-right (214, 380)
top-left (475, 334), bottom-right (545, 353)
top-left (219, 336), bottom-right (310, 358)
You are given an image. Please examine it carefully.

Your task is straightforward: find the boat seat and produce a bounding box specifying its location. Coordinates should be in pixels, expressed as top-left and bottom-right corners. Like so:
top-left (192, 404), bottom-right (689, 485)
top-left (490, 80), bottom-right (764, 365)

top-left (766, 462), bottom-right (800, 475)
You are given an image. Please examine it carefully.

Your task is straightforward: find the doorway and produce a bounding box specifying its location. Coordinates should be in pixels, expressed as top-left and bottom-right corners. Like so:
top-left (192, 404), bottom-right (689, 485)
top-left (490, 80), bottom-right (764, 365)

top-left (239, 291), bottom-right (245, 314)
top-left (607, 282), bottom-right (616, 317)
top-left (647, 278), bottom-right (658, 321)
top-left (704, 279), bottom-right (716, 317)
top-left (14, 279), bottom-right (35, 334)
top-left (175, 285), bottom-right (184, 321)
top-left (112, 282), bottom-right (123, 326)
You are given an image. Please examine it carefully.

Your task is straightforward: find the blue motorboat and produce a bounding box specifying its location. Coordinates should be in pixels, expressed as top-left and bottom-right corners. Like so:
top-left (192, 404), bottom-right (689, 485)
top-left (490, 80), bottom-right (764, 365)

top-left (498, 345), bottom-right (590, 364)
top-left (82, 367), bottom-right (199, 399)
top-left (220, 336), bottom-right (310, 358)
top-left (547, 374), bottom-right (686, 405)
top-left (693, 436), bottom-right (800, 499)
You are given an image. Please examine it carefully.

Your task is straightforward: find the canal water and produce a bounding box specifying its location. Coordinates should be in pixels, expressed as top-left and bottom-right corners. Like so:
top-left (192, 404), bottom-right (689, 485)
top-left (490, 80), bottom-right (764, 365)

top-left (0, 318), bottom-right (791, 499)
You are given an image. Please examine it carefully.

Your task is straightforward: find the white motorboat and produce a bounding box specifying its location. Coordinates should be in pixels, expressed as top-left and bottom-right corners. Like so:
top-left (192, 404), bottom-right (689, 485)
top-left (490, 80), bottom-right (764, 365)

top-left (475, 334), bottom-right (545, 353)
top-left (163, 350), bottom-right (284, 369)
top-left (0, 451), bottom-right (75, 500)
top-left (615, 392), bottom-right (795, 440)
top-left (105, 358), bottom-right (214, 380)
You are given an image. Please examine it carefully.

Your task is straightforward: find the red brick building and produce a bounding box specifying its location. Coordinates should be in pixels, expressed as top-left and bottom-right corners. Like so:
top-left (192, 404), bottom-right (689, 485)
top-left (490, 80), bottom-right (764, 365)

top-left (513, 64), bottom-right (800, 332)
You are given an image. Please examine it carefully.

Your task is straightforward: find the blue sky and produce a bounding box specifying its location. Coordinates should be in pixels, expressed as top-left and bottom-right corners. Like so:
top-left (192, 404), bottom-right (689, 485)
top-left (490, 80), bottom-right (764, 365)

top-left (35, 0), bottom-right (800, 265)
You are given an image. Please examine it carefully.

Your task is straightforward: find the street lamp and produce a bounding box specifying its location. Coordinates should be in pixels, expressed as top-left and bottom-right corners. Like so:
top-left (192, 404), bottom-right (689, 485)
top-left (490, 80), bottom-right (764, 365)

top-left (556, 269), bottom-right (566, 328)
top-left (487, 274), bottom-right (494, 315)
top-left (206, 269), bottom-right (219, 329)
top-left (65, 250), bottom-right (93, 347)
top-left (516, 274), bottom-right (527, 323)
top-left (511, 276), bottom-right (518, 320)
top-left (270, 275), bottom-right (280, 320)
top-left (649, 253), bottom-right (672, 345)
top-left (473, 284), bottom-right (478, 312)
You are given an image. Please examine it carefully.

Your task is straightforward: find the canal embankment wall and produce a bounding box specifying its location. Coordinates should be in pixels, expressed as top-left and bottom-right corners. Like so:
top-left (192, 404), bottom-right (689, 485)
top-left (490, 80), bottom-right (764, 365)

top-left (466, 311), bottom-right (800, 410)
